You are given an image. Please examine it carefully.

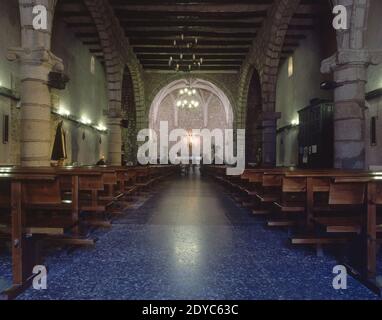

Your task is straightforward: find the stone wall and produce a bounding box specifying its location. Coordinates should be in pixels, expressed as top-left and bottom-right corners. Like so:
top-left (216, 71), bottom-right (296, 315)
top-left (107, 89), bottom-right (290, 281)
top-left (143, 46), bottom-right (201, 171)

top-left (275, 29), bottom-right (334, 166)
top-left (0, 0), bottom-right (21, 165)
top-left (49, 15), bottom-right (109, 165)
top-left (364, 0), bottom-right (382, 167)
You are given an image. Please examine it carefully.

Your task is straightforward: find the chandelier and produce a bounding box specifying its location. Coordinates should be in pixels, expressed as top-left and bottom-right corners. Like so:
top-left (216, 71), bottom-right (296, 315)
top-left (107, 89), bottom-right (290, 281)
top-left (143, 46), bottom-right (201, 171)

top-left (176, 83), bottom-right (200, 109)
top-left (168, 34), bottom-right (204, 72)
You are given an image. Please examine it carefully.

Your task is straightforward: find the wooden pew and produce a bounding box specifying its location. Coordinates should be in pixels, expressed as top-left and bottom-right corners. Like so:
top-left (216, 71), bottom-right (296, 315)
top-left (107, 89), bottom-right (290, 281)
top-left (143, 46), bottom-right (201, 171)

top-left (238, 168), bottom-right (290, 217)
top-left (203, 164), bottom-right (382, 293)
top-left (0, 172), bottom-right (62, 300)
top-left (322, 176), bottom-right (382, 294)
top-left (115, 167), bottom-right (138, 196)
top-left (1, 166), bottom-right (106, 239)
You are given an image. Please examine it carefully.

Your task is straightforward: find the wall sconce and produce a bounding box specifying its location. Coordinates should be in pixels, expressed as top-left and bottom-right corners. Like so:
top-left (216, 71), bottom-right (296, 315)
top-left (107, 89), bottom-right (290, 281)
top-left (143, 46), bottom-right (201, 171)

top-left (52, 109), bottom-right (108, 134)
top-left (94, 123), bottom-right (107, 132)
top-left (320, 81), bottom-right (342, 90)
top-left (58, 106), bottom-right (70, 117)
top-left (291, 118), bottom-right (299, 126)
top-left (48, 71), bottom-right (69, 90)
top-left (80, 116), bottom-right (92, 125)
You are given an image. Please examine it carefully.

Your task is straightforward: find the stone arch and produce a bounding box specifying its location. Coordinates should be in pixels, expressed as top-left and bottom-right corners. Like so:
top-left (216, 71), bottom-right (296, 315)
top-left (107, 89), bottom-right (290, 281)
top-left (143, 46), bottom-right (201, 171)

top-left (82, 0), bottom-right (146, 164)
top-left (146, 74), bottom-right (238, 128)
top-left (126, 59), bottom-right (145, 132)
top-left (83, 0), bottom-right (125, 115)
top-left (149, 78), bottom-right (234, 129)
top-left (248, 0), bottom-right (301, 114)
top-left (83, 0), bottom-right (146, 119)
top-left (236, 62), bottom-right (256, 129)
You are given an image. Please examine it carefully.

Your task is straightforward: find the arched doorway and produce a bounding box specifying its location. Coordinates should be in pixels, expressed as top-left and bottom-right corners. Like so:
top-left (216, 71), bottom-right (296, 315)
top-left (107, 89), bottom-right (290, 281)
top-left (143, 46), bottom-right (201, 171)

top-left (245, 69), bottom-right (262, 166)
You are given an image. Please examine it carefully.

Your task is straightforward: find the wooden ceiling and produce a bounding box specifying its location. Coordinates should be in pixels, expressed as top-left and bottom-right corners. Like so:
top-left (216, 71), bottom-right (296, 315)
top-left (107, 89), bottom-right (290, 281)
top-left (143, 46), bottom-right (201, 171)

top-left (56, 0), bottom-right (329, 72)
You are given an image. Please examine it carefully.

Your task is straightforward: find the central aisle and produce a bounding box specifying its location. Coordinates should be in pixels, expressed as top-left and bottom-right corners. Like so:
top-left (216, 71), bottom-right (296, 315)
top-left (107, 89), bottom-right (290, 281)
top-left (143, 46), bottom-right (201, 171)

top-left (17, 170), bottom-right (377, 300)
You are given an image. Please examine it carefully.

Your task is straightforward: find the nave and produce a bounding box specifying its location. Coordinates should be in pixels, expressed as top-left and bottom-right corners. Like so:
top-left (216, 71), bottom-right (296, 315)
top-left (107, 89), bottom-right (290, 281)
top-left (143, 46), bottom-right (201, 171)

top-left (1, 171), bottom-right (378, 300)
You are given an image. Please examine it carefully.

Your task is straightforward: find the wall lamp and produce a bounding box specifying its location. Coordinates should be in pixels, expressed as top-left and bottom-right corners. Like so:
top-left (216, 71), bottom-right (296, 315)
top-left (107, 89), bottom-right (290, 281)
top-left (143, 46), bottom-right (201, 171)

top-left (320, 81), bottom-right (343, 90)
top-left (52, 108), bottom-right (108, 134)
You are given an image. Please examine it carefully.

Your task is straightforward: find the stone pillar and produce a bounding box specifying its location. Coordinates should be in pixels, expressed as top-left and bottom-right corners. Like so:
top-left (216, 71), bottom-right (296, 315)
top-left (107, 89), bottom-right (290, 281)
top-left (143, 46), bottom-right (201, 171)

top-left (7, 0), bottom-right (62, 166)
top-left (260, 111), bottom-right (281, 167)
top-left (107, 117), bottom-right (122, 166)
top-left (321, 50), bottom-right (382, 169)
top-left (332, 62), bottom-right (367, 169)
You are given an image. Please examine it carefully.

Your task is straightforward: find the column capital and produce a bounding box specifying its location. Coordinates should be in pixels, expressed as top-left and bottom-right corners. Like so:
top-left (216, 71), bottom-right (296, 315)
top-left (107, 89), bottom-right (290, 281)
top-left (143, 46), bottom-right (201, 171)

top-left (321, 49), bottom-right (382, 74)
top-left (7, 47), bottom-right (64, 83)
top-left (7, 47), bottom-right (63, 70)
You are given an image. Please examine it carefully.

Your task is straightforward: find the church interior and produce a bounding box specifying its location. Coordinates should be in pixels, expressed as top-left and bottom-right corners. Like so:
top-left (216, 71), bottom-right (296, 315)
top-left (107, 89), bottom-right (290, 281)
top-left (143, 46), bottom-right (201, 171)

top-left (0, 0), bottom-right (382, 301)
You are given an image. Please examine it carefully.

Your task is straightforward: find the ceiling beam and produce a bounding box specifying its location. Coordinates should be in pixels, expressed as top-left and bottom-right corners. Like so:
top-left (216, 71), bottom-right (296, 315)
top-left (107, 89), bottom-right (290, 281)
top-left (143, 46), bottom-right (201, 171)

top-left (136, 54), bottom-right (246, 60)
top-left (114, 10), bottom-right (269, 20)
top-left (120, 20), bottom-right (263, 29)
top-left (144, 65), bottom-right (240, 71)
top-left (125, 31), bottom-right (257, 38)
top-left (133, 47), bottom-right (249, 54)
top-left (110, 3), bottom-right (272, 13)
top-left (130, 39), bottom-right (253, 46)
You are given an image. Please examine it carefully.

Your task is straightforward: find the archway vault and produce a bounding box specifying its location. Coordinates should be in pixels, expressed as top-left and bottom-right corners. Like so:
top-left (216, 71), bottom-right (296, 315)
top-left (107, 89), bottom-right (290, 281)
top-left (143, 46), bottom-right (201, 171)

top-left (149, 78), bottom-right (234, 132)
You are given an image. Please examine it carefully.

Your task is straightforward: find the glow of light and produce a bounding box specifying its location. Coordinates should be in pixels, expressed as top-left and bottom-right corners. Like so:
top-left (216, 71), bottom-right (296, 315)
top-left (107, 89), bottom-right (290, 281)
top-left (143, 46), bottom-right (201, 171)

top-left (0, 81), bottom-right (2, 87)
top-left (372, 172), bottom-right (382, 176)
top-left (80, 116), bottom-right (92, 125)
top-left (176, 101), bottom-right (182, 107)
top-left (58, 106), bottom-right (70, 117)
top-left (288, 56), bottom-right (294, 78)
top-left (291, 118), bottom-right (299, 126)
top-left (180, 89), bottom-right (184, 95)
top-left (95, 123), bottom-right (107, 132)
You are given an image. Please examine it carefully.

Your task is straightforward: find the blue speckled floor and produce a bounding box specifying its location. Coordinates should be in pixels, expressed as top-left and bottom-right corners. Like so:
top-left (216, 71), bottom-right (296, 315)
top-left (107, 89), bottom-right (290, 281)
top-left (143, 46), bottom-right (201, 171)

top-left (1, 172), bottom-right (381, 300)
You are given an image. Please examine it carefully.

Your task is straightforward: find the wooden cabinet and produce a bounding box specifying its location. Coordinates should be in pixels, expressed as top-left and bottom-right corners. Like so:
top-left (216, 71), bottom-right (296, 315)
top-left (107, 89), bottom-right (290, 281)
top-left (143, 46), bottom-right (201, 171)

top-left (298, 100), bottom-right (334, 168)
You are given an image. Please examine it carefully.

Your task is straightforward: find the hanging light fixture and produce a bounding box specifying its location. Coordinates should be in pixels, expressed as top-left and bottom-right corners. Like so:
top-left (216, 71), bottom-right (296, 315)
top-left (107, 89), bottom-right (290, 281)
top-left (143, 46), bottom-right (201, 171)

top-left (176, 79), bottom-right (200, 109)
top-left (168, 33), bottom-right (204, 72)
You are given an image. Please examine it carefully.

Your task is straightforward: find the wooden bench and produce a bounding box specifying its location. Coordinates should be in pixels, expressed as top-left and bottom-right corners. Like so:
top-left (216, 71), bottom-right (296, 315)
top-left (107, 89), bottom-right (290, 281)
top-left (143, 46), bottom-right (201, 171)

top-left (325, 176), bottom-right (382, 293)
top-left (0, 172), bottom-right (64, 300)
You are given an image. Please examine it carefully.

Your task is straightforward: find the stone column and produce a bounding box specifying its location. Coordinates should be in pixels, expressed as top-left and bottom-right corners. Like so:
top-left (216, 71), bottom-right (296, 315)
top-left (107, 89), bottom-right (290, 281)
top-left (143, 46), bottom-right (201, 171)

top-left (333, 62), bottom-right (367, 169)
top-left (107, 116), bottom-right (122, 166)
top-left (260, 111), bottom-right (281, 167)
top-left (321, 50), bottom-right (382, 169)
top-left (7, 0), bottom-right (62, 167)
